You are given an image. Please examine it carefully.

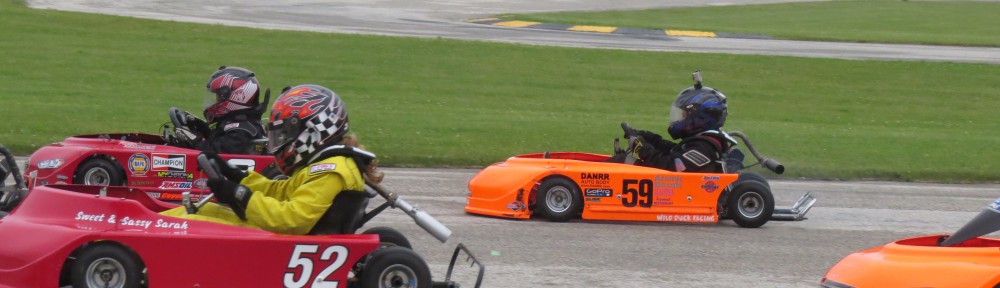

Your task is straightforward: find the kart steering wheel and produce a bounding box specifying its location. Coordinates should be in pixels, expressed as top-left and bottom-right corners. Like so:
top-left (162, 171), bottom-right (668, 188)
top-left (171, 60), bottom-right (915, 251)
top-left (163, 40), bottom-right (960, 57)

top-left (618, 122), bottom-right (642, 165)
top-left (168, 107), bottom-right (188, 130)
top-left (196, 154), bottom-right (247, 220)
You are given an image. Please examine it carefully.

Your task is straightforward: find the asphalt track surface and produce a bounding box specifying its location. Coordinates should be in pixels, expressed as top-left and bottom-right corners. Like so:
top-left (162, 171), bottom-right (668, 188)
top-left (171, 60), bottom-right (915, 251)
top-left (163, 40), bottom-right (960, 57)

top-left (15, 0), bottom-right (1000, 287)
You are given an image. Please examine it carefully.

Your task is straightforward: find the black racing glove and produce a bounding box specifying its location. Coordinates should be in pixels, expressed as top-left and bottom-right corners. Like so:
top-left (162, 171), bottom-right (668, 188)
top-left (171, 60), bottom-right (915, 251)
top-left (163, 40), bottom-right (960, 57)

top-left (634, 136), bottom-right (657, 161)
top-left (207, 178), bottom-right (251, 221)
top-left (202, 152), bottom-right (248, 183)
top-left (180, 111), bottom-right (211, 136)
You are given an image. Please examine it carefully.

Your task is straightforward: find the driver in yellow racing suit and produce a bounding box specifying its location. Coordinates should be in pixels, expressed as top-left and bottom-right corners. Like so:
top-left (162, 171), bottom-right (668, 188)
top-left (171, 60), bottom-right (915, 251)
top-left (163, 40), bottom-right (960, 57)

top-left (161, 84), bottom-right (382, 235)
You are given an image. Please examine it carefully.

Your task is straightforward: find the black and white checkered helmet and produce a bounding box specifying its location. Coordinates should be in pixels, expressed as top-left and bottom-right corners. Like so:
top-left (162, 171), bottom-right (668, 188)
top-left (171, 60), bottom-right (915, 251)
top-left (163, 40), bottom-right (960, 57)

top-left (267, 84), bottom-right (349, 174)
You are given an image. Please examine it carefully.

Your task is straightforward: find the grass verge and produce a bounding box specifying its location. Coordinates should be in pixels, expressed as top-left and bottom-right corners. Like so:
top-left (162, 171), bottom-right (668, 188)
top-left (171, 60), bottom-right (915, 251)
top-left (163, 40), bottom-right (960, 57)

top-left (1, 1), bottom-right (998, 182)
top-left (501, 0), bottom-right (1000, 47)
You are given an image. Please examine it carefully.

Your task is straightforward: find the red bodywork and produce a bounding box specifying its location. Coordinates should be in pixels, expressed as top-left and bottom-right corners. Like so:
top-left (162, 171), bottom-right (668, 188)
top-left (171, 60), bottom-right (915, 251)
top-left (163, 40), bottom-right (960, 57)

top-left (23, 133), bottom-right (275, 201)
top-left (0, 184), bottom-right (378, 288)
top-left (466, 152), bottom-right (738, 223)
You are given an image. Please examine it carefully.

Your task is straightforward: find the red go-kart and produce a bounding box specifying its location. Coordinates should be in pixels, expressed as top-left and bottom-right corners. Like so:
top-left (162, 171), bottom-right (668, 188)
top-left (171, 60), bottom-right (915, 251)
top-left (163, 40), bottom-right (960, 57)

top-left (22, 107), bottom-right (280, 202)
top-left (0, 146), bottom-right (485, 288)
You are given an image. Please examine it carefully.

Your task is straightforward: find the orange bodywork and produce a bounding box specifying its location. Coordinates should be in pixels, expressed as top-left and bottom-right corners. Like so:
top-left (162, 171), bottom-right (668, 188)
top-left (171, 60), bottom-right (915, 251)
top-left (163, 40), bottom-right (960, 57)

top-left (465, 152), bottom-right (738, 223)
top-left (822, 235), bottom-right (1000, 288)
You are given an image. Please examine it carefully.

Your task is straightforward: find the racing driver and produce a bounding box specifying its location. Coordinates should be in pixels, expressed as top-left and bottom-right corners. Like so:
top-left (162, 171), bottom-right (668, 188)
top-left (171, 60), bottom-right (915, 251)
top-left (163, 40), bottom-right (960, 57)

top-left (170, 66), bottom-right (266, 154)
top-left (628, 73), bottom-right (736, 173)
top-left (161, 84), bottom-right (383, 235)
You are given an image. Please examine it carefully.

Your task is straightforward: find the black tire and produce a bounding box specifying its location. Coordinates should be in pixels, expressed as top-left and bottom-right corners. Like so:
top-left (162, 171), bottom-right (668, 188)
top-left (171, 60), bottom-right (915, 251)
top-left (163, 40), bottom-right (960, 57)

top-left (536, 177), bottom-right (582, 222)
top-left (73, 158), bottom-right (124, 186)
top-left (363, 226), bottom-right (413, 250)
top-left (737, 172), bottom-right (771, 189)
top-left (727, 180), bottom-right (775, 228)
top-left (360, 247), bottom-right (431, 288)
top-left (70, 244), bottom-right (143, 288)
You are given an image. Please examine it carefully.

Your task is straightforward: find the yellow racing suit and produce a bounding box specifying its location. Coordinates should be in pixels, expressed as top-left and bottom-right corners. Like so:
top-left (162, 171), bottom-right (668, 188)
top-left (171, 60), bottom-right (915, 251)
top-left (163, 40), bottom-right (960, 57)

top-left (160, 155), bottom-right (365, 235)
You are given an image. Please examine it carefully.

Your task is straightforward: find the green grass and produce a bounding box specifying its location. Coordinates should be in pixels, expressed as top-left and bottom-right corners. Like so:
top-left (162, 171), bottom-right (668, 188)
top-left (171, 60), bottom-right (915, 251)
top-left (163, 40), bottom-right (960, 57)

top-left (502, 0), bottom-right (1000, 47)
top-left (1, 1), bottom-right (998, 182)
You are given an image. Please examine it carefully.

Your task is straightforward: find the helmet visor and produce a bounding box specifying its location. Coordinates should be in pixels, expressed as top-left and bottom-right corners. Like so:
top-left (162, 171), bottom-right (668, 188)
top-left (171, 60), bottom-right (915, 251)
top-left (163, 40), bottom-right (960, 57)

top-left (267, 118), bottom-right (300, 154)
top-left (668, 105), bottom-right (687, 125)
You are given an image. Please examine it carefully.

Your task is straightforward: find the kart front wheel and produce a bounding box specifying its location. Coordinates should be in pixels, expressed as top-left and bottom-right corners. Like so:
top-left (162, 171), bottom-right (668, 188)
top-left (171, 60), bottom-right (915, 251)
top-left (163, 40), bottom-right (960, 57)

top-left (727, 180), bottom-right (774, 228)
top-left (537, 177), bottom-right (582, 222)
top-left (360, 246), bottom-right (431, 288)
top-left (73, 158), bottom-right (124, 186)
top-left (70, 244), bottom-right (144, 288)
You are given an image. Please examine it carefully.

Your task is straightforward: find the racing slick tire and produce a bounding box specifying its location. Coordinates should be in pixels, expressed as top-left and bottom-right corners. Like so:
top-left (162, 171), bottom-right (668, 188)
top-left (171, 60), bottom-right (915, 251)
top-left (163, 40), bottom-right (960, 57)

top-left (737, 172), bottom-right (770, 189)
top-left (360, 246), bottom-right (431, 288)
top-left (363, 226), bottom-right (413, 250)
top-left (70, 244), bottom-right (144, 288)
top-left (73, 158), bottom-right (124, 186)
top-left (536, 177), bottom-right (582, 222)
top-left (727, 180), bottom-right (774, 228)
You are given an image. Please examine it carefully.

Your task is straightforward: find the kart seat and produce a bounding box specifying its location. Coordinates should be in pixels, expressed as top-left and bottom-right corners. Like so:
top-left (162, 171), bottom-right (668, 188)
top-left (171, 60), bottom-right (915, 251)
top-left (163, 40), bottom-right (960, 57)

top-left (307, 190), bottom-right (370, 235)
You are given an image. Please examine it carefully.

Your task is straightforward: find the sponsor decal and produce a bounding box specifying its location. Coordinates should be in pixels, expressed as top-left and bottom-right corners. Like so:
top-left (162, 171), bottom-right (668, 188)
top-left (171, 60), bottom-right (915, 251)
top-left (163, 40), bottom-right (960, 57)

top-left (157, 171), bottom-right (194, 179)
top-left (505, 201), bottom-right (525, 211)
top-left (37, 158), bottom-right (64, 169)
top-left (122, 143), bottom-right (156, 150)
top-left (585, 197), bottom-right (603, 203)
top-left (580, 172), bottom-right (610, 186)
top-left (224, 122), bottom-right (240, 131)
top-left (74, 211), bottom-right (188, 230)
top-left (130, 180), bottom-right (155, 186)
top-left (655, 214), bottom-right (717, 222)
top-left (193, 178), bottom-right (208, 189)
top-left (702, 175), bottom-right (720, 181)
top-left (653, 175), bottom-right (680, 206)
top-left (160, 193), bottom-right (183, 201)
top-left (159, 181), bottom-right (193, 189)
top-left (701, 181), bottom-right (719, 193)
top-left (309, 163), bottom-right (337, 174)
top-left (146, 192), bottom-right (161, 198)
top-left (152, 153), bottom-right (186, 172)
top-left (128, 154), bottom-right (149, 176)
top-left (584, 188), bottom-right (612, 197)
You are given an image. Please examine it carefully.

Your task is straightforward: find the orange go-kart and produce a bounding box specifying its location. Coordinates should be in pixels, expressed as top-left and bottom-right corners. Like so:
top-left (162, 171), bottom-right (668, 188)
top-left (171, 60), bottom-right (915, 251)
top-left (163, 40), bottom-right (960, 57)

top-left (465, 123), bottom-right (816, 228)
top-left (821, 198), bottom-right (1000, 288)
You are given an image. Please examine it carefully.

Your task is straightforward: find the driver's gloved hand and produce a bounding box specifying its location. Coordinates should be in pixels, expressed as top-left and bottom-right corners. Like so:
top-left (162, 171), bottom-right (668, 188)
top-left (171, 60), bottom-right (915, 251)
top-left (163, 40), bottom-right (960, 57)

top-left (185, 115), bottom-right (210, 135)
top-left (635, 130), bottom-right (662, 143)
top-left (207, 178), bottom-right (251, 220)
top-left (173, 126), bottom-right (202, 147)
top-left (202, 152), bottom-right (248, 183)
top-left (634, 137), bottom-right (657, 160)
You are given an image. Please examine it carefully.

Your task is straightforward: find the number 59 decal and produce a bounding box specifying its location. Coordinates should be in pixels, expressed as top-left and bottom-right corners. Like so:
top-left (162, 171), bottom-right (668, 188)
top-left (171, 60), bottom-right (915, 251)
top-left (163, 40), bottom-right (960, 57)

top-left (284, 244), bottom-right (349, 288)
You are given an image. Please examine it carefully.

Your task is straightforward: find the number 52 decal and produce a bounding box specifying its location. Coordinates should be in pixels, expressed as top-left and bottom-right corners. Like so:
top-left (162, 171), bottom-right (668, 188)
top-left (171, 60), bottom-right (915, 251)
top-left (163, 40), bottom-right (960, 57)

top-left (284, 244), bottom-right (349, 288)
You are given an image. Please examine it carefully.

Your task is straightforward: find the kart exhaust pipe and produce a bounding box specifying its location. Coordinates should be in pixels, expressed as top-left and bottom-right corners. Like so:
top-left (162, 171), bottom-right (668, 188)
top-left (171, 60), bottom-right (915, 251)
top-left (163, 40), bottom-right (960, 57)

top-left (771, 192), bottom-right (817, 221)
top-left (728, 131), bottom-right (784, 175)
top-left (365, 180), bottom-right (452, 243)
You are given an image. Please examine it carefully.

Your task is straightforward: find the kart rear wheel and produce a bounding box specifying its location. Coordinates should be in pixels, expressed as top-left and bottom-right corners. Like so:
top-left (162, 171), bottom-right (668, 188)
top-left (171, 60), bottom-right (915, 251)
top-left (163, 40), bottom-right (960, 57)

top-left (363, 226), bottom-right (413, 250)
top-left (360, 246), bottom-right (431, 288)
top-left (727, 180), bottom-right (774, 228)
top-left (537, 177), bottom-right (581, 222)
top-left (737, 172), bottom-right (770, 189)
top-left (70, 244), bottom-right (143, 288)
top-left (73, 158), bottom-right (124, 186)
